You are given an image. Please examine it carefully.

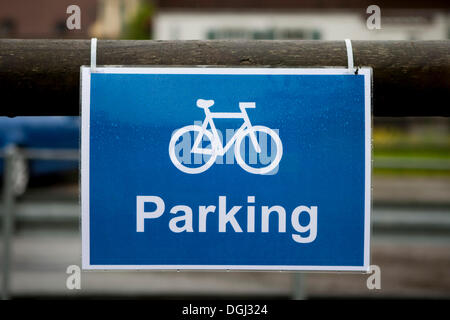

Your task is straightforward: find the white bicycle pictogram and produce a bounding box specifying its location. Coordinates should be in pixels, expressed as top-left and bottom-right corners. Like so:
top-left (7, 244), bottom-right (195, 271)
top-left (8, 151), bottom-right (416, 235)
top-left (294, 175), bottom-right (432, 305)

top-left (169, 99), bottom-right (283, 174)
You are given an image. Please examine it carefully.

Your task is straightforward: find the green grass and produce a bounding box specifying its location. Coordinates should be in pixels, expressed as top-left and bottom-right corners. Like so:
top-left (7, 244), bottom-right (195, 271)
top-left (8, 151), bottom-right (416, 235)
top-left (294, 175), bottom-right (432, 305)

top-left (371, 126), bottom-right (450, 176)
top-left (374, 148), bottom-right (450, 159)
top-left (373, 167), bottom-right (450, 177)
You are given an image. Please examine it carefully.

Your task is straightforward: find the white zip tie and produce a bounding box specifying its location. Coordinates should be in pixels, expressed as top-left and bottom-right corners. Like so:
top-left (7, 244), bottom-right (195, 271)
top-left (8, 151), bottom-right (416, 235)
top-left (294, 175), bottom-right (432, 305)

top-left (90, 38), bottom-right (97, 72)
top-left (344, 39), bottom-right (357, 74)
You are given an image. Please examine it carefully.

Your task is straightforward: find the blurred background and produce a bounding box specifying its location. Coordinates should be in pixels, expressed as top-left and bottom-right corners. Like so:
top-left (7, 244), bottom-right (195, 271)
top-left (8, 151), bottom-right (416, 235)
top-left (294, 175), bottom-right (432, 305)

top-left (0, 0), bottom-right (449, 299)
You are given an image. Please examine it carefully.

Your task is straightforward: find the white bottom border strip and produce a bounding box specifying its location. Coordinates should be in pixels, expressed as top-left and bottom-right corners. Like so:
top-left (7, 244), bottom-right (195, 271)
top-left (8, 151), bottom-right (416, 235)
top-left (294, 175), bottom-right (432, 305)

top-left (83, 265), bottom-right (370, 272)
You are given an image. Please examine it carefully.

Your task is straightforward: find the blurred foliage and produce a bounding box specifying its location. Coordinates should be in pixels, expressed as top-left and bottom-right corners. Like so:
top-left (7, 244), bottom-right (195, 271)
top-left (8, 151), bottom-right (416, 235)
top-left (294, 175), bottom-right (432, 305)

top-left (373, 122), bottom-right (450, 176)
top-left (121, 1), bottom-right (154, 40)
top-left (373, 167), bottom-right (450, 176)
top-left (373, 126), bottom-right (450, 158)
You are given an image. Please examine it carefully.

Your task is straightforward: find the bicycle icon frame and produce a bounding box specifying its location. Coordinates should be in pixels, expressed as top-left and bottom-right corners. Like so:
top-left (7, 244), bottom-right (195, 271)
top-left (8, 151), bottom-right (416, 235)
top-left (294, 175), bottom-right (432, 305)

top-left (192, 101), bottom-right (261, 156)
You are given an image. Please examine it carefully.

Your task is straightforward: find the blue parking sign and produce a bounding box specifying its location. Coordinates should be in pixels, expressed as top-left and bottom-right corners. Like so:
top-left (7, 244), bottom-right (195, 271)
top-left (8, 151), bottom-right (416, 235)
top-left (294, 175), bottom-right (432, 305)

top-left (81, 67), bottom-right (372, 271)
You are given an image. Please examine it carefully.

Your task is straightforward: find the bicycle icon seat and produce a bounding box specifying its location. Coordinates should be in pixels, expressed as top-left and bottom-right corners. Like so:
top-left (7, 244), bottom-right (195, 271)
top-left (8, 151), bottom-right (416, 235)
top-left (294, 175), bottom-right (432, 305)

top-left (196, 99), bottom-right (215, 109)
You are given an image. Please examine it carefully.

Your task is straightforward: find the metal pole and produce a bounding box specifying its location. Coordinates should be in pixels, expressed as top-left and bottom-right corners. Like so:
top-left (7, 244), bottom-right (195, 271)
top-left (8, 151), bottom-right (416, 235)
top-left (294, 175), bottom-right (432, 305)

top-left (291, 273), bottom-right (307, 300)
top-left (2, 146), bottom-right (16, 300)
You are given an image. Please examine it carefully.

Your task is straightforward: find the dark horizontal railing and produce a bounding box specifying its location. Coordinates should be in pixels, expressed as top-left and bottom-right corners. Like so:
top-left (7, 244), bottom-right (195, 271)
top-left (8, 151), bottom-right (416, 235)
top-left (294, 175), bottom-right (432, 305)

top-left (0, 39), bottom-right (448, 117)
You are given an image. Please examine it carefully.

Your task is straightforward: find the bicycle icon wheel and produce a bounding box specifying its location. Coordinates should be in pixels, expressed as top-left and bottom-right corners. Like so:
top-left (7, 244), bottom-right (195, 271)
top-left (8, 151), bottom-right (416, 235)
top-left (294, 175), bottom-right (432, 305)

top-left (168, 125), bottom-right (218, 174)
top-left (234, 126), bottom-right (283, 175)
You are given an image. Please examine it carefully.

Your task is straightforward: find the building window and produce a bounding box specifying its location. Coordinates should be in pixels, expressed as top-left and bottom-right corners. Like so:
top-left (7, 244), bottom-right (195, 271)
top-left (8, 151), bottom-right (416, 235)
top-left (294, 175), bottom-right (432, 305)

top-left (207, 28), bottom-right (321, 40)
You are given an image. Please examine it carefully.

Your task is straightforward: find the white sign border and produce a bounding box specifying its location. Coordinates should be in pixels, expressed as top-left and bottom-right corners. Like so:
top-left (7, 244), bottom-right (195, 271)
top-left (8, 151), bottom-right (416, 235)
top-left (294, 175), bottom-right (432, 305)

top-left (81, 66), bottom-right (372, 272)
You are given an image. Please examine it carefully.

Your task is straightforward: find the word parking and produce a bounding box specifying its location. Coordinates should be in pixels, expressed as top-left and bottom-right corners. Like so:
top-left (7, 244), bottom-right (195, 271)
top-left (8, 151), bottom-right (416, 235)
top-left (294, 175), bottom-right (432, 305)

top-left (137, 196), bottom-right (318, 244)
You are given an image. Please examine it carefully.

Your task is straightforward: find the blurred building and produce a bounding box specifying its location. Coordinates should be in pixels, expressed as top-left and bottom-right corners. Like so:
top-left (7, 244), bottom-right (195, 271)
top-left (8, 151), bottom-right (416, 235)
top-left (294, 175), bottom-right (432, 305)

top-left (0, 0), bottom-right (97, 38)
top-left (90, 0), bottom-right (143, 39)
top-left (153, 0), bottom-right (450, 40)
top-left (3, 0), bottom-right (447, 41)
top-left (0, 0), bottom-right (150, 39)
